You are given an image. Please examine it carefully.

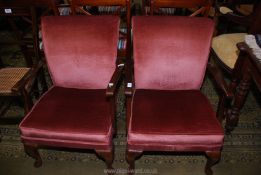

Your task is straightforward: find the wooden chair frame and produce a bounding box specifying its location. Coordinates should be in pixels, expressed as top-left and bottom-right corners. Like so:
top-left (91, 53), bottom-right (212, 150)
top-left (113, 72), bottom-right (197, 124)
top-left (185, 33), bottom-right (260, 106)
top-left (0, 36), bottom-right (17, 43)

top-left (0, 1), bottom-right (59, 130)
top-left (147, 0), bottom-right (213, 16)
top-left (211, 1), bottom-right (261, 132)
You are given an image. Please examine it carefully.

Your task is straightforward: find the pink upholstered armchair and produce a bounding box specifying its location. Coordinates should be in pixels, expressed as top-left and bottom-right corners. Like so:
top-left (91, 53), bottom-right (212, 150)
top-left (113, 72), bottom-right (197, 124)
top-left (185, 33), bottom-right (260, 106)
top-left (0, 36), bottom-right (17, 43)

top-left (19, 15), bottom-right (123, 173)
top-left (125, 16), bottom-right (232, 175)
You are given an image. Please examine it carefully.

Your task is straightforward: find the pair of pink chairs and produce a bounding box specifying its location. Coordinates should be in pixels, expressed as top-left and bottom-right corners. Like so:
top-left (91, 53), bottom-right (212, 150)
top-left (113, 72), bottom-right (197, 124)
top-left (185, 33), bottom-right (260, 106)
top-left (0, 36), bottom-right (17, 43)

top-left (19, 14), bottom-right (231, 175)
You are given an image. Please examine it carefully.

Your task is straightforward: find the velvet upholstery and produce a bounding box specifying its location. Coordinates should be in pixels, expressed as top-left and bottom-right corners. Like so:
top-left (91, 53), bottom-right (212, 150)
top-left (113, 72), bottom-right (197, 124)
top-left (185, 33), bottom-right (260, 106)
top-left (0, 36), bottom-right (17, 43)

top-left (41, 16), bottom-right (120, 89)
top-left (20, 87), bottom-right (113, 150)
top-left (128, 16), bottom-right (224, 154)
top-left (133, 16), bottom-right (215, 90)
top-left (128, 90), bottom-right (224, 151)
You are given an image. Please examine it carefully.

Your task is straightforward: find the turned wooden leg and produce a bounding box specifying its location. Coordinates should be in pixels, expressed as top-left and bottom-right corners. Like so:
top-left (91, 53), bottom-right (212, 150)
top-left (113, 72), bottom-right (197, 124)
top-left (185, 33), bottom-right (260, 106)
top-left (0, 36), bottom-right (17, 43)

top-left (126, 150), bottom-right (142, 175)
top-left (95, 149), bottom-right (114, 175)
top-left (226, 68), bottom-right (251, 133)
top-left (205, 151), bottom-right (221, 175)
top-left (225, 51), bottom-right (250, 133)
top-left (24, 143), bottom-right (42, 167)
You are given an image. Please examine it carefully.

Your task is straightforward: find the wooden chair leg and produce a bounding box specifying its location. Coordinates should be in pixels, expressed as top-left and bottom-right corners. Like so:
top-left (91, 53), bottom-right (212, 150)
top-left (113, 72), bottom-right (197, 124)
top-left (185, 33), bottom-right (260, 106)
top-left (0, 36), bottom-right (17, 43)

top-left (205, 151), bottom-right (221, 175)
top-left (126, 150), bottom-right (142, 175)
top-left (216, 95), bottom-right (227, 122)
top-left (0, 98), bottom-right (13, 117)
top-left (24, 143), bottom-right (42, 168)
top-left (40, 67), bottom-right (48, 93)
top-left (95, 149), bottom-right (114, 175)
top-left (21, 88), bottom-right (33, 115)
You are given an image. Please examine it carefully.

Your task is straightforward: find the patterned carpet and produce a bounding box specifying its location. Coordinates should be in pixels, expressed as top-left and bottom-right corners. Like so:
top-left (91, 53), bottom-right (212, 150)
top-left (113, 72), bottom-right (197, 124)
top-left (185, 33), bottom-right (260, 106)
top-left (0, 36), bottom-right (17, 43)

top-left (0, 33), bottom-right (261, 174)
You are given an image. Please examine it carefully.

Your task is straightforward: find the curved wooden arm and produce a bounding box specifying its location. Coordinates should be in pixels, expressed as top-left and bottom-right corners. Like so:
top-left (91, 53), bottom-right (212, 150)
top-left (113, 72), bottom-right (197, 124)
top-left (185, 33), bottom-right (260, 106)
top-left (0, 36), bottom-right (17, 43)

top-left (207, 62), bottom-right (233, 99)
top-left (12, 61), bottom-right (43, 93)
top-left (237, 41), bottom-right (261, 74)
top-left (106, 63), bottom-right (124, 97)
top-left (237, 41), bottom-right (250, 53)
top-left (125, 59), bottom-right (134, 97)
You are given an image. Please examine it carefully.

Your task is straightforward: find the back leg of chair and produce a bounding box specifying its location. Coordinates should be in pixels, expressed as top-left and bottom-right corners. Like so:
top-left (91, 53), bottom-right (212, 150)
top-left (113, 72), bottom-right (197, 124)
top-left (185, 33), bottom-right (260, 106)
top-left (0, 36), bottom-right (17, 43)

top-left (126, 150), bottom-right (143, 175)
top-left (24, 143), bottom-right (42, 167)
top-left (95, 149), bottom-right (114, 175)
top-left (21, 89), bottom-right (33, 115)
top-left (205, 151), bottom-right (221, 175)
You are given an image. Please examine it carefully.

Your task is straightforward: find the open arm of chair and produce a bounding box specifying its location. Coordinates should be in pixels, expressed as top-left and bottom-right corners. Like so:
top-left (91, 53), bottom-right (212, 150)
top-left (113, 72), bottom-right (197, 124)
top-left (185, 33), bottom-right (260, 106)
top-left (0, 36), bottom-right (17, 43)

top-left (207, 62), bottom-right (233, 99)
top-left (125, 59), bottom-right (134, 97)
top-left (106, 63), bottom-right (124, 97)
top-left (237, 41), bottom-right (253, 55)
top-left (12, 61), bottom-right (43, 94)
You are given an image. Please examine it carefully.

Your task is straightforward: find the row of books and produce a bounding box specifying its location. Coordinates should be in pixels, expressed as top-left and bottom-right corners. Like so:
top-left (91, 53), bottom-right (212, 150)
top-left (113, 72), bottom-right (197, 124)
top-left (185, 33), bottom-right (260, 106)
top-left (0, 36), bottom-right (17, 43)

top-left (118, 39), bottom-right (126, 50)
top-left (118, 28), bottom-right (127, 50)
top-left (98, 6), bottom-right (126, 14)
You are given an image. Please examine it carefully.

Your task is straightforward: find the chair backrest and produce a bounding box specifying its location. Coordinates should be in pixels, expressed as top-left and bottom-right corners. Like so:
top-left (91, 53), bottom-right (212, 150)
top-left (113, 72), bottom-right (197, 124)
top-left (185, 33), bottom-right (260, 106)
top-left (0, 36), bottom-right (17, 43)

top-left (41, 16), bottom-right (120, 89)
top-left (150, 0), bottom-right (212, 16)
top-left (133, 16), bottom-right (215, 90)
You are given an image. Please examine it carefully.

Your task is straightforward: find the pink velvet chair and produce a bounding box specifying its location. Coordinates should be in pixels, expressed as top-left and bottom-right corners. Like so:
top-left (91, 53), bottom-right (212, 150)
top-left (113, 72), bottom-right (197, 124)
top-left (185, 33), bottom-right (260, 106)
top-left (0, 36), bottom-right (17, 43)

top-left (19, 15), bottom-right (123, 172)
top-left (125, 16), bottom-right (232, 175)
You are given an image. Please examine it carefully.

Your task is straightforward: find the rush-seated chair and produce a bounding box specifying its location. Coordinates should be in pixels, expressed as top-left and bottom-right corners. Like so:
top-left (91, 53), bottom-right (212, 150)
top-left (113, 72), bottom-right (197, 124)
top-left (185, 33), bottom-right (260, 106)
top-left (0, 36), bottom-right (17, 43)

top-left (125, 16), bottom-right (232, 175)
top-left (19, 15), bottom-right (123, 172)
top-left (211, 1), bottom-right (261, 132)
top-left (0, 0), bottom-right (58, 118)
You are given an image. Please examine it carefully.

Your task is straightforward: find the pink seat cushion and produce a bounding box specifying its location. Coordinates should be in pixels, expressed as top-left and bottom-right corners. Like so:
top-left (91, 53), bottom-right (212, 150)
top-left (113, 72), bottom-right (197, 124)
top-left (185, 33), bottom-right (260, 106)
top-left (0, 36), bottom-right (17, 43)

top-left (41, 16), bottom-right (119, 89)
top-left (128, 90), bottom-right (224, 151)
top-left (133, 16), bottom-right (215, 90)
top-left (19, 87), bottom-right (113, 150)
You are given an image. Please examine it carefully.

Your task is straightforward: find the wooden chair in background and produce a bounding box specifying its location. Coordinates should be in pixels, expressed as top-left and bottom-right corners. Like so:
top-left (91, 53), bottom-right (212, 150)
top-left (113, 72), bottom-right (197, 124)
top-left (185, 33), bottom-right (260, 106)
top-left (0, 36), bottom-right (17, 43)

top-left (211, 1), bottom-right (261, 132)
top-left (142, 0), bottom-right (212, 16)
top-left (0, 0), bottom-right (59, 120)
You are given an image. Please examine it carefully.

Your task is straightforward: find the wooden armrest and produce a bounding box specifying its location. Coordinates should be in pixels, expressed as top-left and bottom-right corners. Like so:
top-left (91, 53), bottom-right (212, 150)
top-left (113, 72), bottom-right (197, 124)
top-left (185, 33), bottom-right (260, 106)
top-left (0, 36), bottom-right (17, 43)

top-left (237, 42), bottom-right (250, 53)
top-left (12, 61), bottom-right (43, 93)
top-left (125, 82), bottom-right (134, 97)
top-left (124, 60), bottom-right (134, 97)
top-left (207, 62), bottom-right (233, 99)
top-left (106, 63), bottom-right (124, 97)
